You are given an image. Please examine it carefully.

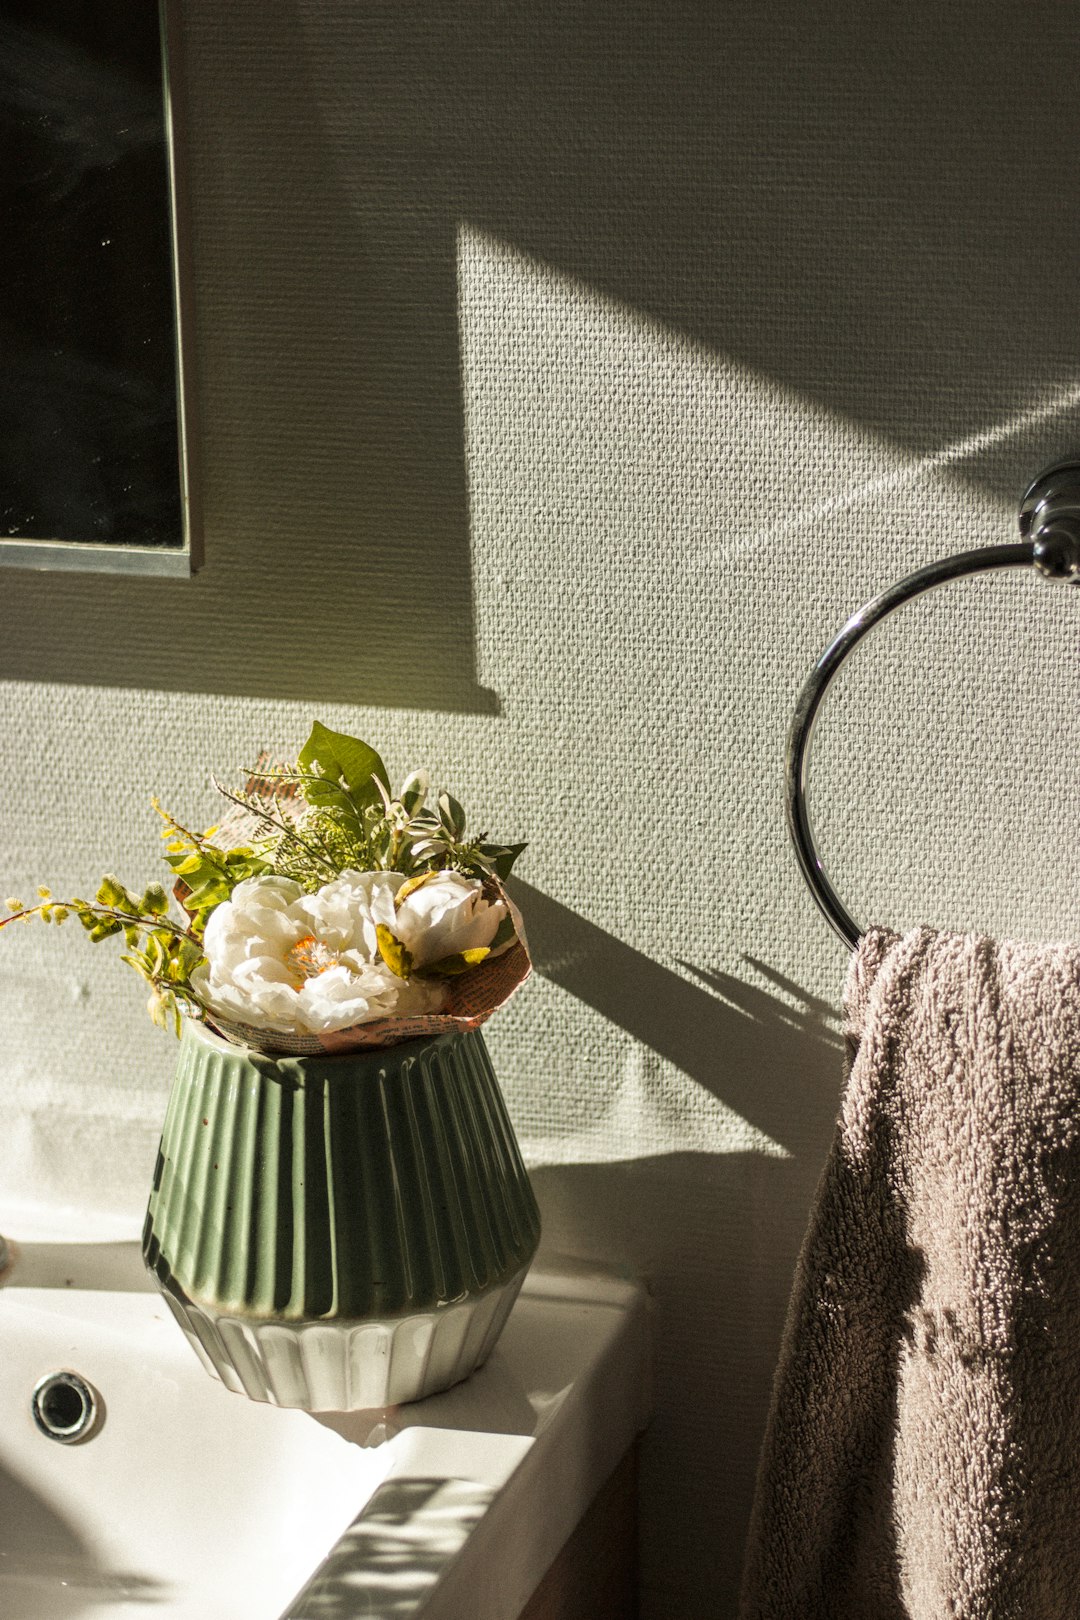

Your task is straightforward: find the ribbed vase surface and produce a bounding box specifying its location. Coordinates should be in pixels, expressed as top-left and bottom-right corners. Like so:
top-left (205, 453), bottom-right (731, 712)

top-left (143, 1021), bottom-right (541, 1411)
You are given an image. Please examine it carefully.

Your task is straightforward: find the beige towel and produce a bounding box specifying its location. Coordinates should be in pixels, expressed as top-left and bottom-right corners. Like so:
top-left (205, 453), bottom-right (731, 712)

top-left (740, 926), bottom-right (1080, 1619)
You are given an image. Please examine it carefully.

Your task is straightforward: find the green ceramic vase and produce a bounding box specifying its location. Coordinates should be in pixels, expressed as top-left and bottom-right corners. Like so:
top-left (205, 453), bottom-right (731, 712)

top-left (143, 1020), bottom-right (541, 1411)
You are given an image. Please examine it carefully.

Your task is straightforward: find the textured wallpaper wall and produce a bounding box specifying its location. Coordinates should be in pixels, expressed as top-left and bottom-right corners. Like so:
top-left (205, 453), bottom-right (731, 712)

top-left (4, 4), bottom-right (1080, 1615)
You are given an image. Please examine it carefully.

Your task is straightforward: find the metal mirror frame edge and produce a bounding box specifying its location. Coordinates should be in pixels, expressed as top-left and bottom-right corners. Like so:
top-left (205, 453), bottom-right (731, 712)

top-left (785, 461), bottom-right (1080, 949)
top-left (0, 0), bottom-right (202, 578)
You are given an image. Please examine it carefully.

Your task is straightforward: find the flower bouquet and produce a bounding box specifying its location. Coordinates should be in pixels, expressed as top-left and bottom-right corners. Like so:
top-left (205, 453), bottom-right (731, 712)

top-left (3, 724), bottom-right (540, 1411)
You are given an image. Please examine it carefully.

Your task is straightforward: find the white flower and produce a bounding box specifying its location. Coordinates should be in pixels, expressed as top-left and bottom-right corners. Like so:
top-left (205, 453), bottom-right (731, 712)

top-left (393, 871), bottom-right (507, 967)
top-left (299, 869), bottom-right (405, 957)
top-left (191, 873), bottom-right (444, 1035)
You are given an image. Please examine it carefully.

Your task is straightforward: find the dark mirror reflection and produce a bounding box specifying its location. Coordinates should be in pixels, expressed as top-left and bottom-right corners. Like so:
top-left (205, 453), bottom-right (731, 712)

top-left (0, 0), bottom-right (184, 554)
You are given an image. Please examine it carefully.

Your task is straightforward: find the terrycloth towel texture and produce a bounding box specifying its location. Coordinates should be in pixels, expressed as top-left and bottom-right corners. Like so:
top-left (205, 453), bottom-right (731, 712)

top-left (739, 926), bottom-right (1080, 1620)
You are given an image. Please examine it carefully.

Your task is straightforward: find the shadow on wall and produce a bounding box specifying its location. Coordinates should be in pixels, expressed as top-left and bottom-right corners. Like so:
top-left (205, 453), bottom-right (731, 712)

top-left (4, 0), bottom-right (1080, 704)
top-left (516, 880), bottom-right (845, 1614)
top-left (515, 880), bottom-right (844, 1151)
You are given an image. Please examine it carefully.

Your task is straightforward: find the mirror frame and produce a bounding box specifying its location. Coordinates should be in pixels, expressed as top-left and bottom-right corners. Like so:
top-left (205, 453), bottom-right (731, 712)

top-left (0, 0), bottom-right (201, 577)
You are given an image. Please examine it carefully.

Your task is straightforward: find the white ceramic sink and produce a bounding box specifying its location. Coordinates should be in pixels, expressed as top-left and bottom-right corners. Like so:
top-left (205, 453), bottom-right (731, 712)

top-left (0, 1221), bottom-right (651, 1620)
top-left (0, 1239), bottom-right (396, 1618)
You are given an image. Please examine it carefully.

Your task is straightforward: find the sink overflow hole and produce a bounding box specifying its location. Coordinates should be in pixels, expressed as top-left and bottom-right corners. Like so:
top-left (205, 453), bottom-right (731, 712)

top-left (32, 1372), bottom-right (99, 1443)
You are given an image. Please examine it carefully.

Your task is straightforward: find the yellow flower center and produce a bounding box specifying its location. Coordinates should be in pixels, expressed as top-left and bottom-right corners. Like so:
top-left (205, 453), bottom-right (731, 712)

top-left (285, 934), bottom-right (343, 983)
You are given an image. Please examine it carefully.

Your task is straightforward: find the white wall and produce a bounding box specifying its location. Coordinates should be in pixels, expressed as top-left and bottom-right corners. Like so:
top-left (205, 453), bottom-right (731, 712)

top-left (4, 4), bottom-right (1080, 1614)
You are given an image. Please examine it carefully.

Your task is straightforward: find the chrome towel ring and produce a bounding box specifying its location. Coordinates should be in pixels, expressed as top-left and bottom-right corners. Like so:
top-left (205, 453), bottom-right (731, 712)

top-left (785, 462), bottom-right (1080, 949)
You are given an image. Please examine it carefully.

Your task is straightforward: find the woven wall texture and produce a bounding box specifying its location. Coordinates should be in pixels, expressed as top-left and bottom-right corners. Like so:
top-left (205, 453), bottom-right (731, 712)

top-left (4, 4), bottom-right (1080, 1614)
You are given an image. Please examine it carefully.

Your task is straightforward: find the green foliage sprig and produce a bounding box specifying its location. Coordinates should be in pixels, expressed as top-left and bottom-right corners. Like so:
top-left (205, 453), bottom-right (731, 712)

top-left (155, 801), bottom-right (269, 934)
top-left (246, 721), bottom-right (526, 892)
top-left (0, 876), bottom-right (204, 1034)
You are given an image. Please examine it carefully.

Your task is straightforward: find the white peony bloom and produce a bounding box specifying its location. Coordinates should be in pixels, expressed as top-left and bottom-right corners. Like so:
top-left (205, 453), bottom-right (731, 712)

top-left (192, 872), bottom-right (444, 1035)
top-left (393, 871), bottom-right (507, 967)
top-left (298, 869), bottom-right (406, 957)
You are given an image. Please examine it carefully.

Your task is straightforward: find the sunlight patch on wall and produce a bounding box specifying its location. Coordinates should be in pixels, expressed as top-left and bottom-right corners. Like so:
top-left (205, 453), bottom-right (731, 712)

top-left (456, 221), bottom-right (1080, 585)
top-left (717, 380), bottom-right (1080, 567)
top-left (457, 220), bottom-right (905, 612)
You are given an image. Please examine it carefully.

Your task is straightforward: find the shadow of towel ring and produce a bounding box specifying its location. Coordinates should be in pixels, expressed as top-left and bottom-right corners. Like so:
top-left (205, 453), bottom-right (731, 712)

top-left (785, 462), bottom-right (1080, 949)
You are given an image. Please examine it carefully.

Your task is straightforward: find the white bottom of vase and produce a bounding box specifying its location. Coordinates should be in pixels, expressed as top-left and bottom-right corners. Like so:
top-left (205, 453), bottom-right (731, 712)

top-left (159, 1269), bottom-right (531, 1411)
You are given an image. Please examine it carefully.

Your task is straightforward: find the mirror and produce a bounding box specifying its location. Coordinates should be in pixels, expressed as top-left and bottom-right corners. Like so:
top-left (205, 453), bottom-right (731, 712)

top-left (0, 0), bottom-right (199, 575)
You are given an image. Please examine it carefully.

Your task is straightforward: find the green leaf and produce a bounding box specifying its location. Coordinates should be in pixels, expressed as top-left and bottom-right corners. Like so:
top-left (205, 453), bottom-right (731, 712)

top-left (299, 723), bottom-right (389, 810)
top-left (487, 912), bottom-right (518, 954)
top-left (437, 792), bottom-right (467, 838)
top-left (165, 951), bottom-right (194, 982)
top-left (96, 874), bottom-right (132, 909)
top-left (185, 878), bottom-right (232, 911)
top-left (485, 842), bottom-right (527, 880)
top-left (88, 918), bottom-right (123, 943)
top-left (399, 770), bottom-right (429, 814)
top-left (140, 883), bottom-right (169, 916)
top-left (423, 946), bottom-right (491, 977)
top-left (224, 847), bottom-right (268, 875)
top-left (174, 940), bottom-right (204, 978)
top-left (299, 777), bottom-right (346, 810)
top-left (147, 987), bottom-right (174, 1032)
top-left (375, 924), bottom-right (414, 980)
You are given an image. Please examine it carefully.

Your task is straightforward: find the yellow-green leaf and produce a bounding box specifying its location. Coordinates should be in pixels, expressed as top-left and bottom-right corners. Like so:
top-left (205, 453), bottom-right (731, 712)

top-left (424, 946), bottom-right (490, 977)
top-left (96, 874), bottom-right (129, 908)
top-left (376, 924), bottom-right (414, 980)
top-left (147, 988), bottom-right (171, 1030)
top-left (88, 918), bottom-right (123, 943)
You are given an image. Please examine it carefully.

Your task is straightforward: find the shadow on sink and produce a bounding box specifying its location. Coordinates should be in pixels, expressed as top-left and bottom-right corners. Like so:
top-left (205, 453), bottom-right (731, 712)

top-left (282, 1477), bottom-right (494, 1620)
top-left (2, 1242), bottom-right (153, 1295)
top-left (0, 1458), bottom-right (168, 1616)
